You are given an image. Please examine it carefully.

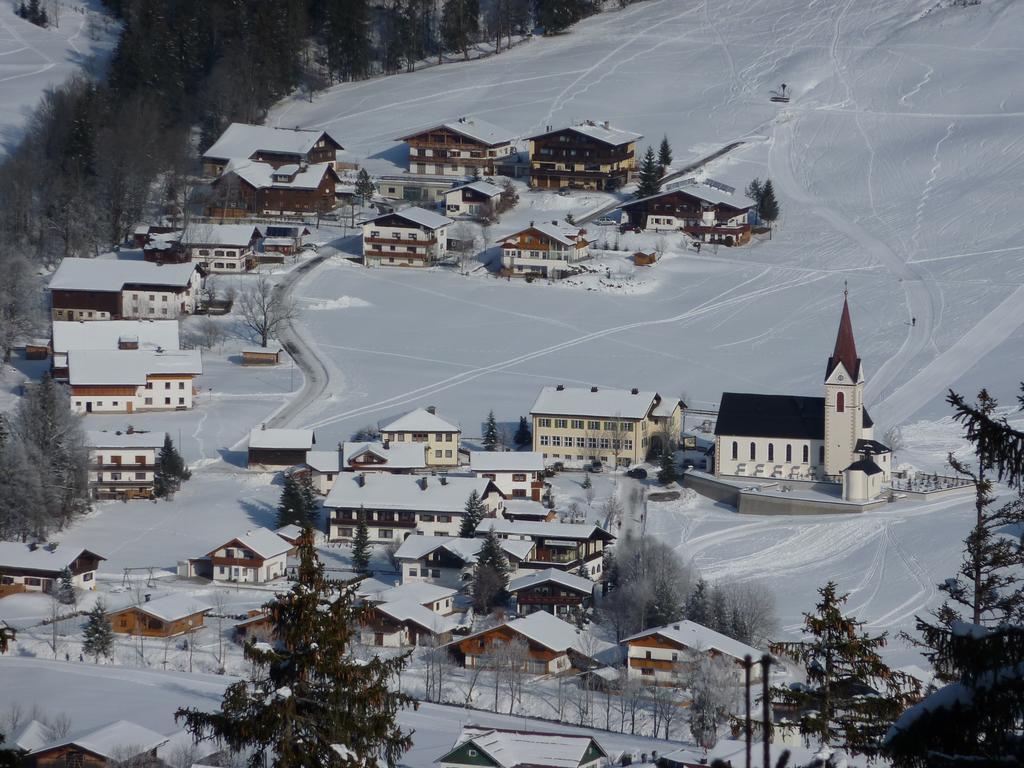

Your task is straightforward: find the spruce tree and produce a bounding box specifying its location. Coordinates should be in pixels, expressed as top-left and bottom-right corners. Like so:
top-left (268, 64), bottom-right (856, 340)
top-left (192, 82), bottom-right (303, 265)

top-left (459, 490), bottom-right (486, 537)
top-left (277, 473), bottom-right (315, 529)
top-left (537, 0), bottom-right (586, 34)
top-left (82, 600), bottom-right (114, 663)
top-left (55, 567), bottom-right (76, 606)
top-left (154, 434), bottom-right (190, 499)
top-left (635, 146), bottom-right (662, 199)
top-left (482, 410), bottom-right (499, 451)
top-left (759, 178), bottom-right (780, 226)
top-left (770, 582), bottom-right (919, 757)
top-left (472, 528), bottom-right (510, 612)
top-left (685, 579), bottom-right (709, 625)
top-left (513, 417), bottom-right (532, 448)
top-left (441, 0), bottom-right (479, 59)
top-left (176, 534), bottom-right (414, 768)
top-left (351, 509), bottom-right (371, 573)
top-left (354, 168), bottom-right (376, 203)
top-left (657, 135), bottom-right (673, 171)
top-left (581, 473), bottom-right (592, 490)
top-left (657, 445), bottom-right (677, 485)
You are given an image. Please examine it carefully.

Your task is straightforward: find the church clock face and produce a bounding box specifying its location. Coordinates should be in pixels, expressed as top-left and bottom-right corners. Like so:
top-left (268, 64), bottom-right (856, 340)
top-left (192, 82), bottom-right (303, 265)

top-left (837, 374), bottom-right (844, 382)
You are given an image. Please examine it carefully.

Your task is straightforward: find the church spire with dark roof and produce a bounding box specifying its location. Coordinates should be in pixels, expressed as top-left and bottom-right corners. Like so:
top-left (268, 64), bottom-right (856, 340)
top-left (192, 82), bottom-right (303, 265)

top-left (826, 291), bottom-right (861, 380)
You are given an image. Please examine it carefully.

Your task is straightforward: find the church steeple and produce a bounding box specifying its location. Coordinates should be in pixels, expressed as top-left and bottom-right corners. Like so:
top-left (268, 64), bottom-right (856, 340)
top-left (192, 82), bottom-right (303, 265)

top-left (825, 292), bottom-right (861, 381)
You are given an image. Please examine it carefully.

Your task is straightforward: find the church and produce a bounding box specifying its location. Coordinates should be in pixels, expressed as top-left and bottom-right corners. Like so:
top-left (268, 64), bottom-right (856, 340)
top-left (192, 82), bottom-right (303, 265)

top-left (712, 295), bottom-right (892, 501)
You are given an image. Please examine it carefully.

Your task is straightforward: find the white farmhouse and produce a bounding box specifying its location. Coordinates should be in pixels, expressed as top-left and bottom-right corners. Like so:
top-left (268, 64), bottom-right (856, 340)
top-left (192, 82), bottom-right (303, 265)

top-left (0, 543), bottom-right (105, 594)
top-left (443, 180), bottom-right (504, 217)
top-left (307, 441), bottom-right (428, 494)
top-left (393, 534), bottom-right (534, 589)
top-left (379, 407), bottom-right (461, 467)
top-left (361, 208), bottom-right (453, 268)
top-left (67, 349), bottom-right (202, 414)
top-left (86, 429), bottom-right (166, 501)
top-left (469, 451), bottom-right (546, 500)
top-left (181, 528), bottom-right (292, 583)
top-left (49, 259), bottom-right (201, 321)
top-left (51, 319), bottom-right (180, 380)
top-left (179, 223), bottom-right (263, 273)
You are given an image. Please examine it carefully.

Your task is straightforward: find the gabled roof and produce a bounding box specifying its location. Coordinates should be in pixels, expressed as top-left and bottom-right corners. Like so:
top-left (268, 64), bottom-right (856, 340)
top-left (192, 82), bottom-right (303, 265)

top-left (342, 441), bottom-right (428, 469)
top-left (715, 392), bottom-right (872, 440)
top-left (374, 600), bottom-right (457, 634)
top-left (13, 720), bottom-right (51, 753)
top-left (621, 184), bottom-right (752, 211)
top-left (0, 542), bottom-right (105, 572)
top-left (440, 727), bottom-right (608, 768)
top-left (529, 121), bottom-right (641, 147)
top-left (52, 320), bottom-right (180, 355)
top-left (248, 428), bottom-right (315, 450)
top-left (124, 594), bottom-right (212, 623)
top-left (448, 180), bottom-right (505, 198)
top-left (826, 295), bottom-right (861, 381)
top-left (67, 349), bottom-right (203, 386)
top-left (380, 407), bottom-right (460, 433)
top-left (180, 223), bottom-right (263, 247)
top-left (87, 430), bottom-right (166, 450)
top-left (30, 721), bottom-right (169, 760)
top-left (222, 159), bottom-right (338, 191)
top-left (846, 457), bottom-right (883, 476)
top-left (209, 528), bottom-right (291, 559)
top-left (274, 524), bottom-right (305, 542)
top-left (203, 123), bottom-right (343, 161)
top-left (500, 223), bottom-right (584, 249)
top-left (306, 449), bottom-right (341, 473)
top-left (501, 499), bottom-right (552, 519)
top-left (623, 619), bottom-right (762, 662)
top-left (530, 386), bottom-right (659, 420)
top-left (469, 451), bottom-right (544, 473)
top-left (365, 207), bottom-right (454, 231)
top-left (508, 568), bottom-right (595, 596)
top-left (855, 438), bottom-right (889, 455)
top-left (393, 534), bottom-right (534, 564)
top-left (50, 259), bottom-right (198, 292)
top-left (399, 117), bottom-right (514, 146)
top-left (476, 519), bottom-right (615, 543)
top-left (460, 611), bottom-right (611, 657)
top-left (324, 473), bottom-right (495, 513)
top-left (370, 581), bottom-right (457, 606)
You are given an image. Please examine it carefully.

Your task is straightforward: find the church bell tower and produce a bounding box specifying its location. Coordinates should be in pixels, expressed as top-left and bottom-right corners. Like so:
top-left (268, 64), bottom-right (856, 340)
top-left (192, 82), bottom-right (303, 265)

top-left (823, 292), bottom-right (865, 478)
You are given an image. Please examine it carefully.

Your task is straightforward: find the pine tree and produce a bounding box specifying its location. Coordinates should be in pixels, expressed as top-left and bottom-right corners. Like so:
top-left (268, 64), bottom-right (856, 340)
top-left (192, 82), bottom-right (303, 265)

top-left (581, 473), bottom-right (592, 490)
top-left (55, 567), bottom-right (76, 606)
top-left (745, 178), bottom-right (764, 221)
top-left (27, 0), bottom-right (40, 24)
top-left (657, 445), bottom-right (677, 485)
top-left (81, 600), bottom-right (114, 663)
top-left (17, 3), bottom-right (27, 20)
top-left (770, 582), bottom-right (919, 757)
top-left (946, 382), bottom-right (1024, 487)
top-left (354, 168), bottom-right (376, 202)
top-left (176, 534), bottom-right (414, 768)
top-left (513, 416), bottom-right (532, 448)
top-left (277, 472), bottom-right (315, 529)
top-left (685, 579), bottom-right (709, 625)
top-left (351, 509), bottom-right (371, 573)
top-left (154, 434), bottom-right (190, 499)
top-left (441, 0), bottom-right (479, 59)
top-left (459, 490), bottom-right (486, 537)
top-left (323, 0), bottom-right (371, 81)
top-left (537, 0), bottom-right (586, 34)
top-left (759, 178), bottom-right (780, 225)
top-left (482, 410), bottom-right (499, 451)
top-left (472, 528), bottom-right (510, 612)
top-left (635, 146), bottom-right (662, 199)
top-left (657, 136), bottom-right (673, 171)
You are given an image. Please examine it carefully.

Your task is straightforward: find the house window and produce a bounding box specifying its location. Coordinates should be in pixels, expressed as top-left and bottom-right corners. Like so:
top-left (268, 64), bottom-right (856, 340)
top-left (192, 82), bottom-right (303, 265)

top-left (570, 420), bottom-right (583, 429)
top-left (731, 441), bottom-right (738, 460)
top-left (749, 442), bottom-right (756, 461)
top-left (555, 419), bottom-right (568, 428)
top-left (767, 443), bottom-right (774, 461)
top-left (641, 668), bottom-right (654, 676)
top-left (435, 449), bottom-right (442, 457)
top-left (431, 568), bottom-right (441, 578)
top-left (540, 435), bottom-right (549, 446)
top-left (803, 445), bottom-right (809, 463)
top-left (836, 392), bottom-right (845, 412)
top-left (512, 473), bottom-right (527, 482)
top-left (786, 444), bottom-right (792, 463)
top-left (380, 530), bottom-right (392, 539)
top-left (409, 569), bottom-right (418, 577)
top-left (819, 446), bottom-right (825, 463)
top-left (340, 528), bottom-right (353, 538)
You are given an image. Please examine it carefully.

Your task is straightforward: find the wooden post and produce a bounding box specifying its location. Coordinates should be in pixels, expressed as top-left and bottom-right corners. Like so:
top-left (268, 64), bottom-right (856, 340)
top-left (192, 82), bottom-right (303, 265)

top-left (744, 654), bottom-right (753, 768)
top-left (761, 653), bottom-right (772, 768)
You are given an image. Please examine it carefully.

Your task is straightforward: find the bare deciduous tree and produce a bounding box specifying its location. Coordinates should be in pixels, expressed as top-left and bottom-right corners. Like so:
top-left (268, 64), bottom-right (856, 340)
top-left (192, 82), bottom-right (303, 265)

top-left (237, 274), bottom-right (298, 348)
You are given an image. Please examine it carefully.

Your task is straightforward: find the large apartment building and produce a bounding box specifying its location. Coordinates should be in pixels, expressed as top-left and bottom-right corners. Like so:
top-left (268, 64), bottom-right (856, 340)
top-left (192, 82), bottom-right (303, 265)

top-left (378, 407), bottom-right (461, 467)
top-left (361, 208), bottom-right (453, 268)
top-left (530, 385), bottom-right (683, 467)
top-left (527, 121), bottom-right (641, 191)
top-left (499, 222), bottom-right (590, 279)
top-left (398, 117), bottom-right (515, 176)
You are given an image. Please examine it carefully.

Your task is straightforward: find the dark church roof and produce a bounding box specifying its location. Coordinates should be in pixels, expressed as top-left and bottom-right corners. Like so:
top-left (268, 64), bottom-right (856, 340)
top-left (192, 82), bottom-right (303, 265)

top-left (855, 438), bottom-right (889, 454)
top-left (826, 296), bottom-right (861, 381)
top-left (846, 458), bottom-right (883, 476)
top-left (715, 392), bottom-right (875, 440)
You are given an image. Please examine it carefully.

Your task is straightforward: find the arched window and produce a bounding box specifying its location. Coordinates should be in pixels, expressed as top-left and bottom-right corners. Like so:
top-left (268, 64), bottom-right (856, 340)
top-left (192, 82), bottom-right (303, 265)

top-left (786, 444), bottom-right (793, 463)
top-left (803, 445), bottom-right (809, 463)
top-left (749, 442), bottom-right (756, 461)
top-left (767, 443), bottom-right (774, 461)
top-left (731, 441), bottom-right (738, 460)
top-left (836, 391), bottom-right (845, 413)
top-left (819, 445), bottom-right (825, 463)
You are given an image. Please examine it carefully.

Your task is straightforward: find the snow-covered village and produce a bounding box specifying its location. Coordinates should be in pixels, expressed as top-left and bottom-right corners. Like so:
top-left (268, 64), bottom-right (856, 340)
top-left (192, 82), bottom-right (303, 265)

top-left (0, 1), bottom-right (1022, 767)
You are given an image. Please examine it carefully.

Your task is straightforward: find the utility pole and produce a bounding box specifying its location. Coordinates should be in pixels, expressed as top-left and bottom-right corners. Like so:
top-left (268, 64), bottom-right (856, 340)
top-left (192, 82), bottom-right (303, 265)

top-left (744, 654), bottom-right (752, 768)
top-left (761, 653), bottom-right (773, 768)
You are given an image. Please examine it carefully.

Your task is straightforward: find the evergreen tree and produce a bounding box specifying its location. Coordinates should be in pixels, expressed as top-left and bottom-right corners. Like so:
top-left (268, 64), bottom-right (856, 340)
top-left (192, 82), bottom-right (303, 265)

top-left (354, 168), bottom-right (376, 203)
top-left (602, 548), bottom-right (619, 591)
top-left (27, 0), bottom-right (41, 24)
top-left (513, 416), bottom-right (531, 448)
top-left (176, 533), bottom-right (414, 768)
top-left (635, 146), bottom-right (662, 199)
top-left (0, 734), bottom-right (20, 768)
top-left (649, 575), bottom-right (682, 627)
top-left (770, 582), bottom-right (919, 757)
top-left (441, 0), bottom-right (479, 59)
top-left (81, 600), bottom-right (114, 663)
top-left (581, 473), bottom-right (592, 490)
top-left (323, 0), bottom-right (371, 81)
top-left (946, 382), bottom-right (1024, 487)
top-left (277, 472), bottom-right (316, 529)
top-left (537, 0), bottom-right (586, 34)
top-left (154, 434), bottom-right (190, 499)
top-left (685, 579), bottom-right (709, 625)
top-left (351, 509), bottom-right (371, 573)
top-left (17, 3), bottom-right (27, 20)
top-left (657, 135), bottom-right (673, 171)
top-left (759, 178), bottom-right (780, 225)
top-left (459, 490), bottom-right (486, 537)
top-left (55, 567), bottom-right (76, 606)
top-left (657, 445), bottom-right (677, 485)
top-left (482, 410), bottom-right (499, 451)
top-left (745, 177), bottom-right (764, 218)
top-left (472, 528), bottom-right (510, 612)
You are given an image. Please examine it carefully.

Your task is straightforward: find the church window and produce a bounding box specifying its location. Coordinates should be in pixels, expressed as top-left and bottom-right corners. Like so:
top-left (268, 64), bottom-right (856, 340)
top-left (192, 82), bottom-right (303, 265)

top-left (767, 443), bottom-right (774, 461)
top-left (819, 446), bottom-right (825, 463)
top-left (803, 445), bottom-right (809, 463)
top-left (786, 444), bottom-right (793, 463)
top-left (749, 442), bottom-right (756, 461)
top-left (836, 392), bottom-right (845, 412)
top-left (731, 441), bottom-right (738, 460)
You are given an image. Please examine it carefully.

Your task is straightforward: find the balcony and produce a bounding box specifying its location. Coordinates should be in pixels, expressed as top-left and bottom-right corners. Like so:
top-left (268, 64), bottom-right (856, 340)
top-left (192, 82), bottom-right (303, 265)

top-left (91, 463), bottom-right (150, 470)
top-left (364, 235), bottom-right (437, 247)
top-left (629, 657), bottom-right (682, 672)
top-left (533, 548), bottom-right (580, 564)
top-left (517, 594), bottom-right (585, 606)
top-left (364, 249), bottom-right (433, 261)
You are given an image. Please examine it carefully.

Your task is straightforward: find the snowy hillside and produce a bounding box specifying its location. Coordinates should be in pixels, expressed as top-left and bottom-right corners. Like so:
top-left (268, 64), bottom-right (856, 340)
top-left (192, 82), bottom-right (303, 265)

top-left (0, 2), bottom-right (116, 153)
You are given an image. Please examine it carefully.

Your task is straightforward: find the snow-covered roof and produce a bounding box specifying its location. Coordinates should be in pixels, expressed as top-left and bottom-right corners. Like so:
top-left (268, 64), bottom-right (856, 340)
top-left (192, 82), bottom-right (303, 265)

top-left (222, 159), bottom-right (335, 191)
top-left (502, 499), bottom-right (551, 519)
top-left (400, 117), bottom-right (514, 146)
top-left (476, 519), bottom-right (614, 542)
top-left (623, 619), bottom-right (762, 662)
top-left (342, 441), bottom-right (428, 469)
top-left (375, 600), bottom-right (457, 634)
top-left (13, 720), bottom-right (51, 753)
top-left (203, 123), bottom-right (342, 161)
top-left (530, 386), bottom-right (659, 420)
top-left (211, 528), bottom-right (291, 559)
top-left (306, 450), bottom-right (341, 473)
top-left (51, 320), bottom-right (180, 355)
top-left (444, 726), bottom-right (607, 768)
top-left (180, 223), bottom-right (263, 247)
top-left (371, 581), bottom-right (457, 606)
top-left (0, 542), bottom-right (105, 572)
top-left (274, 524), bottom-right (305, 542)
top-left (461, 611), bottom-right (610, 657)
top-left (393, 534), bottom-right (534, 563)
top-left (67, 349), bottom-right (202, 386)
top-left (508, 568), bottom-right (595, 596)
top-left (662, 180), bottom-right (752, 209)
top-left (470, 451), bottom-right (544, 473)
top-left (530, 121), bottom-right (642, 146)
top-left (87, 430), bottom-right (165, 450)
top-left (248, 428), bottom-right (315, 450)
top-left (355, 577), bottom-right (394, 597)
top-left (50, 259), bottom-right (198, 292)
top-left (447, 180), bottom-right (504, 198)
top-left (379, 407), bottom-right (460, 433)
top-left (129, 593), bottom-right (212, 623)
top-left (32, 720), bottom-right (169, 759)
top-left (366, 207), bottom-right (454, 231)
top-left (324, 473), bottom-right (494, 513)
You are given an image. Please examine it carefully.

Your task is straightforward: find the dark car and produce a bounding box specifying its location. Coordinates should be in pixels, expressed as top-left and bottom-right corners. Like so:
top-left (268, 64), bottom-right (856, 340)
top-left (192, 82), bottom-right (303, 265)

top-left (626, 467), bottom-right (648, 480)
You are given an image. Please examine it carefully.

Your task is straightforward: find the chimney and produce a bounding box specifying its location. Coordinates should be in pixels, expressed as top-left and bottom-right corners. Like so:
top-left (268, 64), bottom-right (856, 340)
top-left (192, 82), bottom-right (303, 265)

top-left (356, 473), bottom-right (365, 487)
top-left (46, 542), bottom-right (58, 552)
top-left (603, 120), bottom-right (610, 129)
top-left (590, 386), bottom-right (598, 393)
top-left (145, 593), bottom-right (152, 602)
top-left (556, 384), bottom-right (565, 391)
top-left (426, 405), bottom-right (437, 415)
top-left (383, 439), bottom-right (390, 449)
top-left (440, 475), bottom-right (448, 486)
top-left (126, 425), bottom-right (134, 434)
top-left (631, 388), bottom-right (639, 395)
top-left (261, 424), bottom-right (266, 430)
top-left (552, 220), bottom-right (558, 226)
top-left (420, 477), bottom-right (428, 490)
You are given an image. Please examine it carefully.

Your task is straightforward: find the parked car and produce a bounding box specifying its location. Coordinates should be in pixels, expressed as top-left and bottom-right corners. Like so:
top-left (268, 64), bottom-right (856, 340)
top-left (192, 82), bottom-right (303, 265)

top-left (590, 460), bottom-right (603, 472)
top-left (626, 467), bottom-right (647, 479)
top-left (594, 217), bottom-right (617, 227)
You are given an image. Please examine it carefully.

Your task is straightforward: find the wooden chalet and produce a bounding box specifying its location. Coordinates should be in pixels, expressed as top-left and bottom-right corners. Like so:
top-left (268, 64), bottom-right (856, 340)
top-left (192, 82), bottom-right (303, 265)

top-left (247, 427), bottom-right (316, 468)
top-left (499, 223), bottom-right (590, 279)
top-left (476, 520), bottom-right (614, 581)
top-left (242, 348), bottom-right (282, 366)
top-left (202, 123), bottom-right (344, 176)
top-left (528, 121), bottom-right (641, 191)
top-left (181, 527), bottom-right (292, 583)
top-left (617, 187), bottom-right (752, 245)
top-left (360, 600), bottom-right (457, 648)
top-left (209, 160), bottom-right (340, 218)
top-left (438, 727), bottom-right (609, 768)
top-left (622, 620), bottom-right (763, 686)
top-left (49, 259), bottom-right (201, 321)
top-left (0, 543), bottom-right (105, 597)
top-left (24, 721), bottom-right (170, 768)
top-left (398, 117), bottom-right (515, 176)
top-left (108, 594), bottom-right (211, 638)
top-left (507, 568), bottom-right (596, 619)
top-left (361, 207), bottom-right (453, 268)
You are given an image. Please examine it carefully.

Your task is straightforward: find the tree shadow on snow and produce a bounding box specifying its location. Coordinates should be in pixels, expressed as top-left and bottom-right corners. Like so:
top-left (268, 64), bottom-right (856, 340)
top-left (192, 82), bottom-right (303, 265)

top-left (238, 497), bottom-right (277, 529)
